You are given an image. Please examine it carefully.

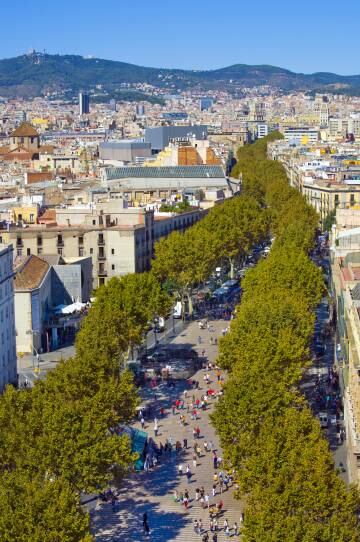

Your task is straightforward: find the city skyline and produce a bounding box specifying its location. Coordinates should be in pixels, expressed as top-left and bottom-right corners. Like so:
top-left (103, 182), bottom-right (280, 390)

top-left (1, 0), bottom-right (359, 75)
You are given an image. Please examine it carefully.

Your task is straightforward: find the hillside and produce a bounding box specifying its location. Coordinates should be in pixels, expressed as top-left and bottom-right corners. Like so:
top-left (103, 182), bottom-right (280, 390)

top-left (0, 52), bottom-right (360, 98)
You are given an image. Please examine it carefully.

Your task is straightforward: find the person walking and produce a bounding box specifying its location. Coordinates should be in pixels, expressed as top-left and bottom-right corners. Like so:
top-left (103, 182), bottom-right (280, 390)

top-left (143, 513), bottom-right (150, 536)
top-left (193, 454), bottom-right (197, 469)
top-left (198, 519), bottom-right (203, 534)
top-left (186, 465), bottom-right (191, 484)
top-left (233, 522), bottom-right (239, 536)
top-left (183, 495), bottom-right (189, 510)
top-left (204, 440), bottom-right (208, 452)
top-left (178, 464), bottom-right (183, 476)
top-left (212, 533), bottom-right (218, 542)
top-left (141, 417), bottom-right (145, 429)
top-left (183, 437), bottom-right (188, 449)
top-left (205, 493), bottom-right (210, 508)
top-left (213, 518), bottom-right (218, 532)
top-left (195, 488), bottom-right (200, 501)
top-left (194, 519), bottom-right (199, 534)
top-left (212, 483), bottom-right (217, 497)
top-left (219, 477), bottom-right (224, 494)
top-left (154, 418), bottom-right (158, 437)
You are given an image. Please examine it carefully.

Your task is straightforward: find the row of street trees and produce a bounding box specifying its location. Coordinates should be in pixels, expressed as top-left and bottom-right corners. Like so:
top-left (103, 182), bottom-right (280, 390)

top-left (152, 194), bottom-right (268, 309)
top-left (0, 165), bottom-right (269, 539)
top-left (0, 273), bottom-right (170, 541)
top-left (212, 134), bottom-right (360, 540)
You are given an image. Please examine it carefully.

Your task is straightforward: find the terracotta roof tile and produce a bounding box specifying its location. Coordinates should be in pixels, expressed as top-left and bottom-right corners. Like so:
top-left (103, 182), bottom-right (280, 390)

top-left (14, 255), bottom-right (49, 291)
top-left (10, 122), bottom-right (39, 138)
top-left (39, 145), bottom-right (55, 154)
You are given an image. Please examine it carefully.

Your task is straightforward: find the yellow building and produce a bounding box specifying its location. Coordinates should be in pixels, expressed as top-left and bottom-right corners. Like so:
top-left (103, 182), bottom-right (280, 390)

top-left (31, 117), bottom-right (50, 131)
top-left (11, 206), bottom-right (38, 224)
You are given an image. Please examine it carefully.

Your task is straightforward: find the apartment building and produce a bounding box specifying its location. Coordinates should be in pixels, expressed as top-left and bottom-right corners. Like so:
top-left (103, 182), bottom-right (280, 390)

top-left (302, 179), bottom-right (360, 223)
top-left (0, 198), bottom-right (204, 289)
top-left (283, 127), bottom-right (319, 145)
top-left (331, 252), bottom-right (360, 484)
top-left (269, 140), bottom-right (360, 224)
top-left (0, 244), bottom-right (17, 391)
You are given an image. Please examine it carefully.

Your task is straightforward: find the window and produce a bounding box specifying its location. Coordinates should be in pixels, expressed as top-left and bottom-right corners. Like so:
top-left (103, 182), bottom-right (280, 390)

top-left (17, 249), bottom-right (22, 257)
top-left (111, 248), bottom-right (115, 255)
top-left (57, 248), bottom-right (63, 255)
top-left (112, 264), bottom-right (115, 270)
top-left (79, 248), bottom-right (84, 257)
top-left (37, 247), bottom-right (43, 255)
top-left (78, 236), bottom-right (84, 245)
top-left (350, 194), bottom-right (355, 206)
top-left (57, 234), bottom-right (63, 245)
top-left (26, 248), bottom-right (31, 256)
top-left (92, 220), bottom-right (96, 226)
top-left (90, 248), bottom-right (93, 255)
top-left (99, 277), bottom-right (105, 286)
top-left (335, 194), bottom-right (339, 206)
top-left (37, 236), bottom-right (42, 246)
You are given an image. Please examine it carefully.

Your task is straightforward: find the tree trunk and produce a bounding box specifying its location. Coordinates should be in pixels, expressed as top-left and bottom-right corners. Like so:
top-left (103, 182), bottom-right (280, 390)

top-left (229, 258), bottom-right (235, 279)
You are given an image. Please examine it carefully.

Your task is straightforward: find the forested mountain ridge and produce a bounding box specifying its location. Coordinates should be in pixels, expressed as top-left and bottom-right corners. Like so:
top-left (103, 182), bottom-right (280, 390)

top-left (0, 51), bottom-right (360, 97)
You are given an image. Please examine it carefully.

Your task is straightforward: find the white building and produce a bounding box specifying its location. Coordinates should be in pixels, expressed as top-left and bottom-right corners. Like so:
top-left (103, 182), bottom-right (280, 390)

top-left (257, 124), bottom-right (269, 139)
top-left (283, 127), bottom-right (319, 145)
top-left (0, 244), bottom-right (17, 391)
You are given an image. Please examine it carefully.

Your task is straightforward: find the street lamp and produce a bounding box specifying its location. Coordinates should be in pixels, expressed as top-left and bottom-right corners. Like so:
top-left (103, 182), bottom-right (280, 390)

top-left (26, 329), bottom-right (40, 368)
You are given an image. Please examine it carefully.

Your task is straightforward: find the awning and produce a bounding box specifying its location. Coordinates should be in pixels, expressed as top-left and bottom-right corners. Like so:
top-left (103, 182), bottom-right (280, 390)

top-left (55, 302), bottom-right (86, 315)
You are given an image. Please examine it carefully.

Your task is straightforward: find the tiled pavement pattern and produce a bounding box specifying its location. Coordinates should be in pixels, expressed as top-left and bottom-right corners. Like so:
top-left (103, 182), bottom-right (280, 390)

top-left (91, 320), bottom-right (243, 541)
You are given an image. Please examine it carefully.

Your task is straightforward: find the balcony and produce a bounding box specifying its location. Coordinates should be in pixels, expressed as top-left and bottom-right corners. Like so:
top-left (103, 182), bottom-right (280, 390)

top-left (98, 254), bottom-right (106, 260)
top-left (16, 239), bottom-right (23, 247)
top-left (97, 238), bottom-right (105, 246)
top-left (98, 267), bottom-right (107, 276)
top-left (57, 240), bottom-right (64, 247)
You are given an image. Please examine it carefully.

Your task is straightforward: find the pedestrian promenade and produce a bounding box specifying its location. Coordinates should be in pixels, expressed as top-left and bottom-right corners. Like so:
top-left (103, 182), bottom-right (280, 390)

top-left (91, 320), bottom-right (242, 541)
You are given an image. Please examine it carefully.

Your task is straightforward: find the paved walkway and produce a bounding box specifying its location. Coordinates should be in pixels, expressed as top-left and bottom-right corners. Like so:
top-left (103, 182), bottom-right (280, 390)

top-left (91, 319), bottom-right (242, 541)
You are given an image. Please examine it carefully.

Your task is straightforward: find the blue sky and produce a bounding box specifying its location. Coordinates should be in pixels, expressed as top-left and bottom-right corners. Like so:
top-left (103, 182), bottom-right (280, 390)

top-left (2, 0), bottom-right (359, 74)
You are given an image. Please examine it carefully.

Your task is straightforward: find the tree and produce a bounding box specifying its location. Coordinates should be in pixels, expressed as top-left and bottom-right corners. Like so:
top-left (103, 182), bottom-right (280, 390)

top-left (212, 133), bottom-right (360, 540)
top-left (0, 471), bottom-right (91, 542)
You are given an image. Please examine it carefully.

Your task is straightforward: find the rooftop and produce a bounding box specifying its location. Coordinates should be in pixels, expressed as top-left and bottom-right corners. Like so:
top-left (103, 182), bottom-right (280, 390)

top-left (11, 122), bottom-right (39, 138)
top-left (14, 255), bottom-right (49, 291)
top-left (105, 165), bottom-right (225, 181)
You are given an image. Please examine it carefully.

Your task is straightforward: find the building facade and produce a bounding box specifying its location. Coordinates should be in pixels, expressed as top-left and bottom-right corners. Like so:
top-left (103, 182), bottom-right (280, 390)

top-left (0, 244), bottom-right (17, 391)
top-left (0, 200), bottom-right (204, 289)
